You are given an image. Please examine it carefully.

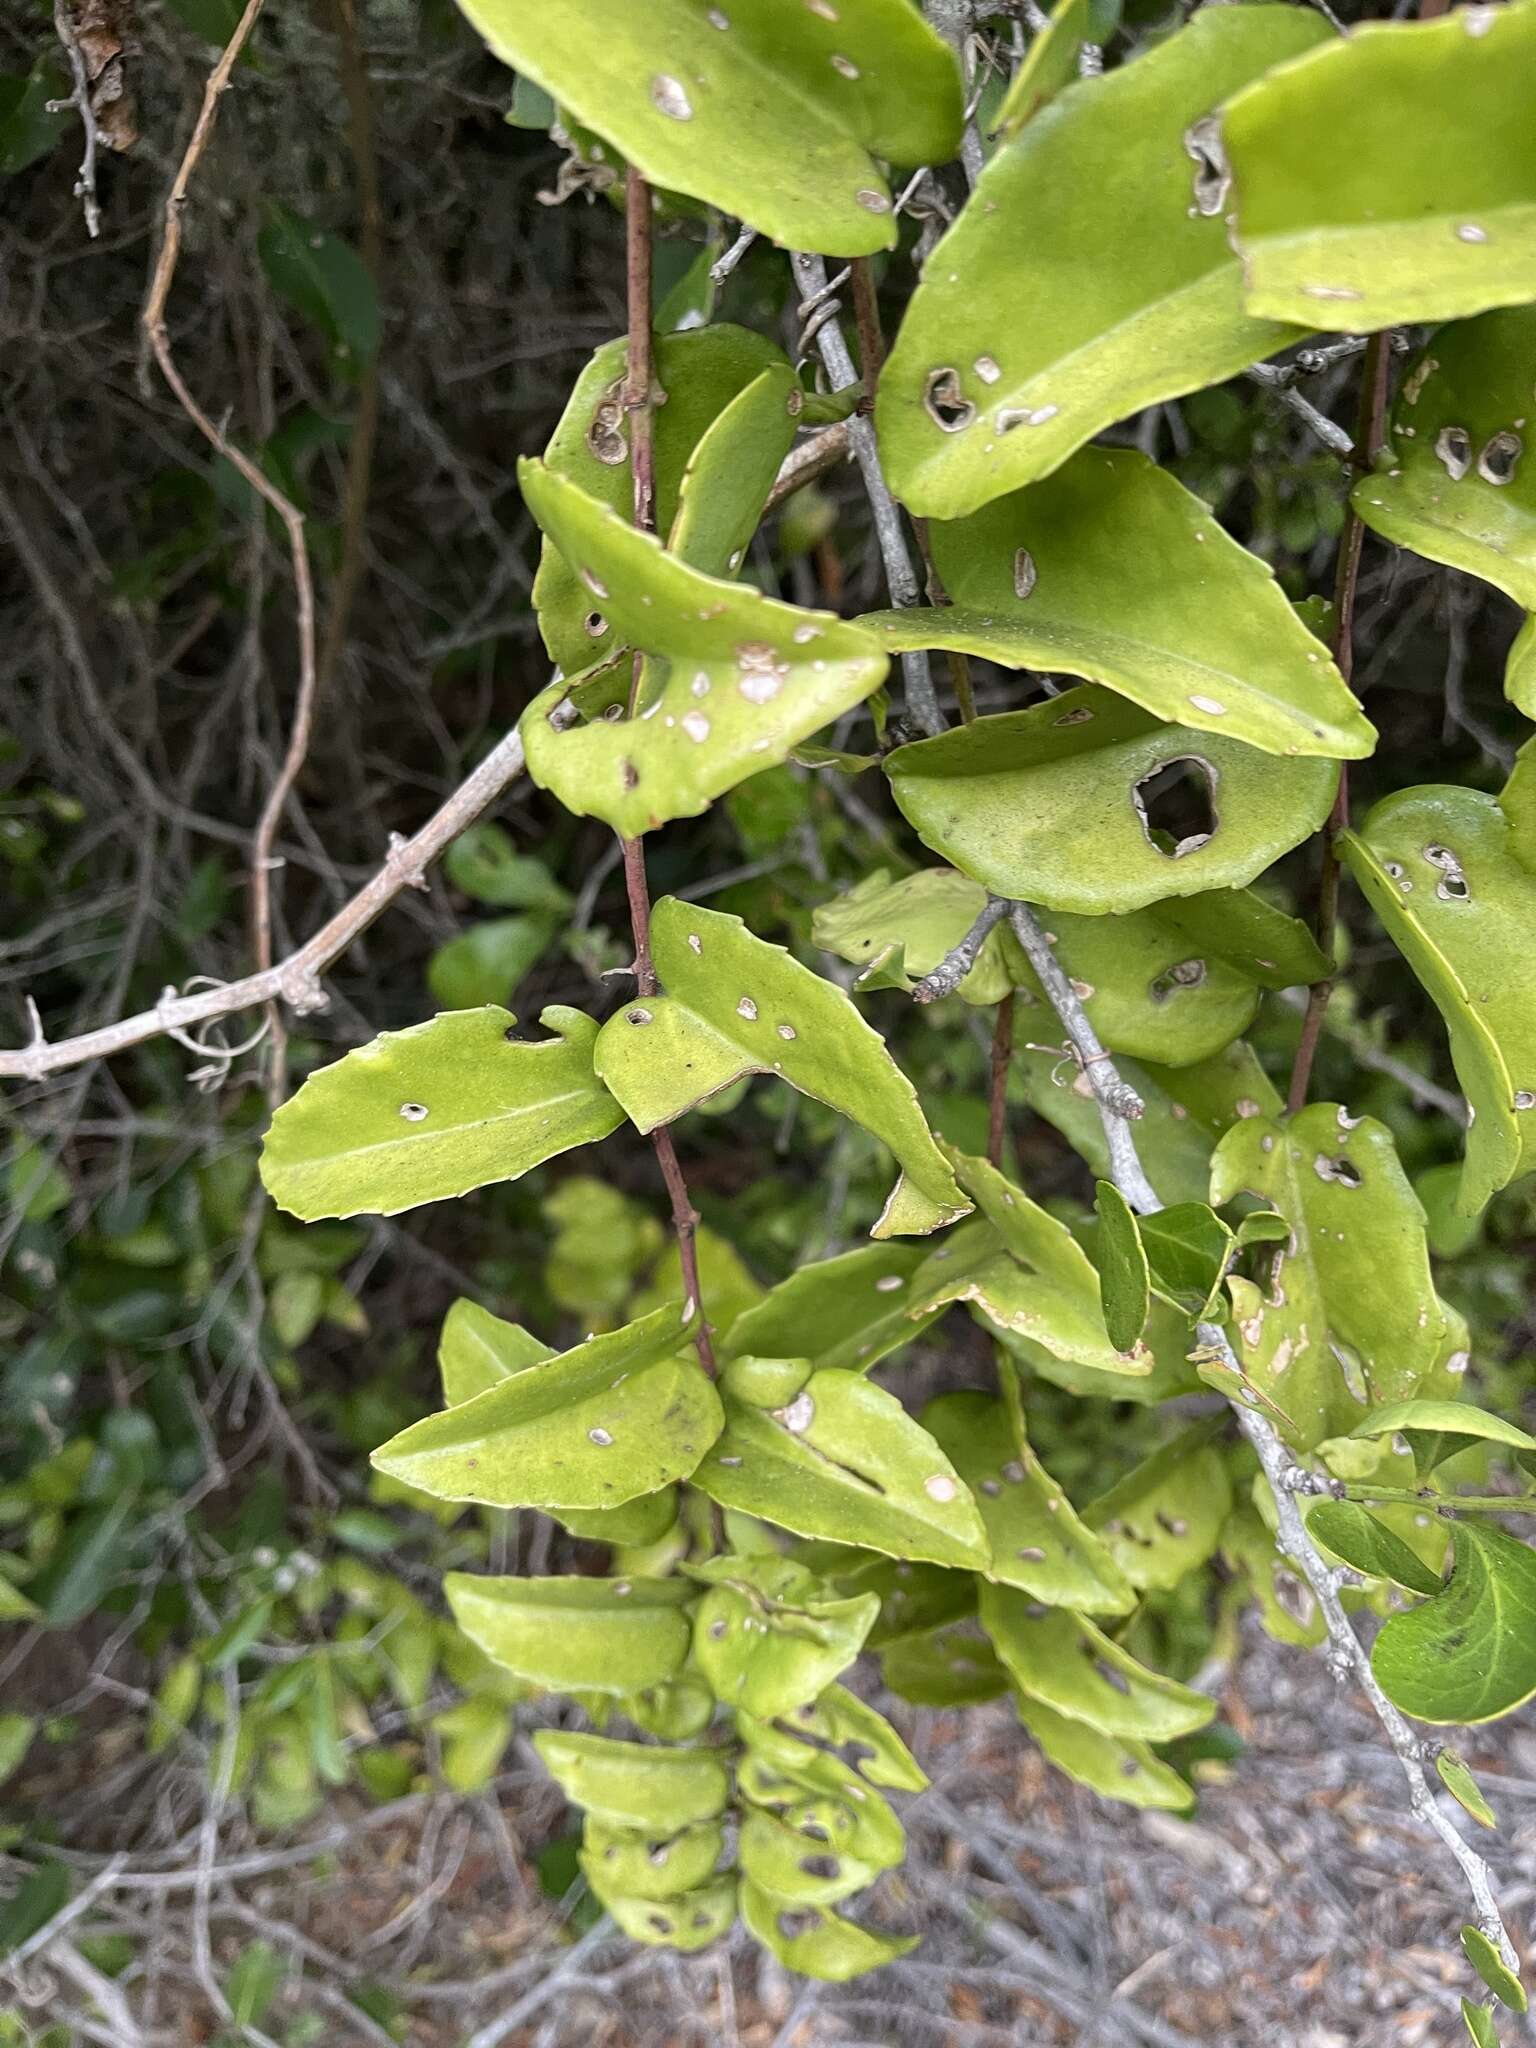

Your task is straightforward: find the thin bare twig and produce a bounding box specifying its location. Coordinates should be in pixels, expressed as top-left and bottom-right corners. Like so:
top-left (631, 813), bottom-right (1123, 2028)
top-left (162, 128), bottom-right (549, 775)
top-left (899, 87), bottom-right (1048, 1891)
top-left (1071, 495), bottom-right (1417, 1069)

top-left (50, 0), bottom-right (101, 238)
top-left (912, 896), bottom-right (1009, 1003)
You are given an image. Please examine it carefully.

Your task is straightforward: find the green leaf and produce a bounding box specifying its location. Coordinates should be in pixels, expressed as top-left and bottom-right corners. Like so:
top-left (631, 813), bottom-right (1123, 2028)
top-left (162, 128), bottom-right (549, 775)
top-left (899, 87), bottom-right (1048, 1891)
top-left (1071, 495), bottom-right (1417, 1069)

top-left (740, 1879), bottom-right (917, 1980)
top-left (1306, 1500), bottom-right (1443, 1597)
top-left (260, 1006), bottom-right (624, 1221)
top-left (0, 62), bottom-right (68, 176)
top-left (531, 326), bottom-right (793, 674)
top-left (876, 5), bottom-right (1329, 516)
top-left (445, 1573), bottom-right (694, 1695)
top-left (580, 1817), bottom-right (725, 1903)
top-left (0, 1714), bottom-right (35, 1788)
top-left (0, 1862), bottom-right (71, 1960)
top-left (520, 464), bottom-right (888, 837)
top-left (693, 1369), bottom-right (990, 1571)
top-left (444, 824), bottom-right (571, 912)
top-left (1210, 1102), bottom-right (1457, 1449)
top-left (1015, 1695), bottom-right (1194, 1813)
top-left (722, 1241), bottom-right (943, 1375)
top-left (258, 206), bottom-right (379, 366)
top-left (454, 0), bottom-right (961, 257)
top-left (432, 1695), bottom-right (514, 1793)
top-left (1373, 1521), bottom-right (1536, 1725)
top-left (370, 1300), bottom-right (721, 1510)
top-left (806, 1548), bottom-right (976, 1649)
top-left (1148, 889), bottom-right (1331, 992)
top-left (773, 1684), bottom-right (928, 1792)
top-left (881, 1622), bottom-right (1011, 1705)
top-left (507, 72), bottom-right (556, 128)
top-left (1464, 1996), bottom-right (1503, 2047)
top-left (922, 1391), bottom-right (1135, 1614)
top-left (437, 1299), bottom-right (553, 1407)
top-left (1092, 1180), bottom-right (1151, 1353)
top-left (1463, 1925), bottom-right (1528, 2014)
top-left (813, 866), bottom-right (1022, 1007)
top-left (1220, 1504), bottom-right (1327, 1648)
top-left (739, 1808), bottom-right (878, 1908)
top-left (534, 1730), bottom-right (731, 1830)
top-left (982, 1589), bottom-right (1214, 1741)
top-left (427, 916), bottom-right (556, 1010)
top-left (224, 1939), bottom-right (284, 2029)
top-left (1082, 1426), bottom-right (1232, 1592)
top-left (592, 899), bottom-right (967, 1237)
top-left (1137, 1202), bottom-right (1237, 1320)
top-left (690, 1556), bottom-right (877, 1719)
top-left (863, 449), bottom-right (1372, 759)
top-left (603, 1876), bottom-right (738, 1952)
top-left (736, 1711), bottom-right (907, 1869)
top-left (886, 686), bottom-right (1338, 916)
top-left (1348, 1399), bottom-right (1536, 1480)
top-left (993, 0), bottom-right (1092, 137)
top-left (29, 1495), bottom-right (138, 1627)
top-left (0, 1579), bottom-right (40, 1623)
top-left (1341, 788), bottom-right (1536, 1216)
top-left (1221, 4), bottom-right (1536, 330)
top-left (1437, 1748), bottom-right (1498, 1832)
top-left (1352, 308), bottom-right (1536, 640)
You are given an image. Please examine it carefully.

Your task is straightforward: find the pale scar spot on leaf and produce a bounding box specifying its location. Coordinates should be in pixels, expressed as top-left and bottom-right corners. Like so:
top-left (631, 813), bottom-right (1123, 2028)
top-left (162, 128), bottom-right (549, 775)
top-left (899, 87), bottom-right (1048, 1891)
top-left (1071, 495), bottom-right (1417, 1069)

top-left (792, 624), bottom-right (819, 644)
top-left (924, 1474), bottom-right (958, 1502)
top-left (1301, 285), bottom-right (1363, 302)
top-left (682, 711), bottom-right (711, 743)
top-left (707, 5), bottom-right (729, 25)
top-left (691, 673), bottom-right (710, 697)
top-left (588, 1426), bottom-right (615, 1446)
top-left (1189, 694), bottom-right (1227, 716)
top-left (1013, 547), bottom-right (1037, 600)
top-left (1001, 1460), bottom-right (1024, 1484)
top-left (649, 74), bottom-right (694, 120)
top-left (1447, 1350), bottom-right (1470, 1373)
top-left (1313, 1153), bottom-right (1362, 1187)
top-left (856, 189), bottom-right (890, 214)
top-left (399, 1102), bottom-right (428, 1121)
top-left (1181, 115), bottom-right (1229, 218)
top-left (777, 1391), bottom-right (815, 1434)
top-left (1054, 706), bottom-right (1093, 726)
top-left (1435, 424), bottom-right (1472, 480)
top-left (580, 569), bottom-right (609, 598)
top-left (687, 933), bottom-right (703, 954)
top-left (1515, 1090), bottom-right (1536, 1111)
top-left (777, 1023), bottom-right (796, 1041)
top-left (997, 402), bottom-right (1059, 432)
top-left (806, 0), bottom-right (838, 16)
top-left (874, 1273), bottom-right (902, 1293)
top-left (830, 52), bottom-right (860, 77)
top-left (627, 1008), bottom-right (652, 1025)
top-left (737, 996), bottom-right (758, 1021)
top-left (1455, 222), bottom-right (1489, 244)
top-left (973, 353), bottom-right (1001, 384)
top-left (1017, 1544), bottom-right (1047, 1562)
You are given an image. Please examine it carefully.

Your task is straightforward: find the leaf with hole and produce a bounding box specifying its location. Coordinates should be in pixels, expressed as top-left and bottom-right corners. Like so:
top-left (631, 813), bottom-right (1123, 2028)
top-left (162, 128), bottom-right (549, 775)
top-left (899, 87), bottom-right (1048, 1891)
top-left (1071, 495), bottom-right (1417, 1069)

top-left (593, 899), bottom-right (967, 1238)
top-left (692, 1369), bottom-right (989, 1571)
top-left (1210, 1102), bottom-right (1457, 1449)
top-left (775, 1685), bottom-right (928, 1793)
top-left (519, 463), bottom-right (888, 837)
top-left (886, 686), bottom-right (1338, 916)
top-left (876, 6), bottom-right (1329, 517)
top-left (982, 1589), bottom-right (1214, 1741)
top-left (604, 1876), bottom-right (738, 1951)
top-left (740, 1879), bottom-right (918, 1980)
top-left (1463, 1925), bottom-right (1528, 2013)
top-left (1305, 1500), bottom-right (1443, 1597)
top-left (881, 1622), bottom-right (1011, 1705)
top-left (689, 1555), bottom-right (878, 1718)
top-left (864, 448), bottom-right (1371, 758)
top-left (722, 1241), bottom-right (944, 1375)
top-left (1221, 3), bottom-right (1536, 330)
top-left (1220, 1504), bottom-right (1326, 1647)
top-left (531, 325), bottom-right (795, 674)
top-left (1348, 1399), bottom-right (1536, 1481)
top-left (1016, 1695), bottom-right (1195, 1812)
top-left (455, 0), bottom-right (961, 257)
top-left (1373, 1521), bottom-right (1536, 1725)
top-left (260, 1006), bottom-right (624, 1221)
top-left (580, 1817), bottom-right (726, 1903)
top-left (739, 1809), bottom-right (877, 1910)
top-left (370, 1300), bottom-right (720, 1510)
top-left (445, 1574), bottom-right (694, 1696)
top-left (1082, 1425), bottom-right (1232, 1592)
top-left (1342, 787), bottom-right (1536, 1216)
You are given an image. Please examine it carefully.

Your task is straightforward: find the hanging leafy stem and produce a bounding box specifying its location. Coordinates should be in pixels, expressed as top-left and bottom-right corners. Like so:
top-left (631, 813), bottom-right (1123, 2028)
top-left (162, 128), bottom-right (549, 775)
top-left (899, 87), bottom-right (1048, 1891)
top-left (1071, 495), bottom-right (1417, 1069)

top-left (241, 0), bottom-right (1536, 2015)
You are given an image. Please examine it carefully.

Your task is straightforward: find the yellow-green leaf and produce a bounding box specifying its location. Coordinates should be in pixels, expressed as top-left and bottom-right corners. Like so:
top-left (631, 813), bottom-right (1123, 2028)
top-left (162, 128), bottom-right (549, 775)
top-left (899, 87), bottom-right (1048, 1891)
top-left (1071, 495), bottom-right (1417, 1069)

top-left (1373, 1521), bottom-right (1536, 1726)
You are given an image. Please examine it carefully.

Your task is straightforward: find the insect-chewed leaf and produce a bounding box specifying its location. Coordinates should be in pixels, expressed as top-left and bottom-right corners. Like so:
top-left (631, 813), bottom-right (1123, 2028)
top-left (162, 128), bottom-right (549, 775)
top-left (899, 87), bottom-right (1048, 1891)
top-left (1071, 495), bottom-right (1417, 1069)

top-left (1373, 1521), bottom-right (1536, 1726)
top-left (875, 6), bottom-right (1329, 517)
top-left (722, 1241), bottom-right (943, 1375)
top-left (532, 325), bottom-right (795, 673)
top-left (1092, 1180), bottom-right (1151, 1353)
top-left (775, 1684), bottom-right (928, 1793)
top-left (259, 1006), bottom-right (623, 1221)
top-left (1082, 1425), bottom-right (1232, 1591)
top-left (736, 1711), bottom-right (907, 1864)
top-left (1221, 2), bottom-right (1536, 330)
top-left (863, 449), bottom-right (1372, 758)
top-left (1212, 1103), bottom-right (1458, 1448)
top-left (992, 0), bottom-right (1092, 137)
top-left (885, 686), bottom-right (1338, 915)
top-left (1146, 887), bottom-right (1331, 992)
top-left (369, 1300), bottom-right (720, 1510)
top-left (982, 1589), bottom-right (1214, 1741)
top-left (603, 1877), bottom-right (739, 1951)
top-left (1306, 1501), bottom-right (1443, 1597)
top-left (739, 1810), bottom-right (878, 1909)
top-left (445, 1573), bottom-right (694, 1696)
top-left (593, 899), bottom-right (968, 1237)
top-left (740, 1879), bottom-right (918, 1980)
top-left (807, 1547), bottom-right (976, 1649)
top-left (533, 1729), bottom-right (731, 1830)
top-left (692, 1369), bottom-right (990, 1571)
top-left (438, 1299), bottom-right (552, 1407)
top-left (689, 1555), bottom-right (878, 1719)
top-left (922, 1390), bottom-right (1135, 1614)
top-left (518, 463), bottom-right (887, 836)
top-left (1352, 308), bottom-right (1536, 657)
top-left (1348, 1398), bottom-right (1536, 1480)
top-left (580, 1817), bottom-right (726, 1903)
top-left (1341, 787), bottom-right (1536, 1216)
top-left (881, 1622), bottom-right (1011, 1705)
top-left (1015, 1694), bottom-right (1195, 1812)
top-left (453, 0), bottom-right (961, 257)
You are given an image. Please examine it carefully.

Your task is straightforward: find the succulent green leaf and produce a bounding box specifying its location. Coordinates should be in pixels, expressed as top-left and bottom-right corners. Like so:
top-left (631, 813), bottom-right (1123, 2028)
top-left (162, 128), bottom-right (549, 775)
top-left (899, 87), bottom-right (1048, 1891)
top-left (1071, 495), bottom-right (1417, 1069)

top-left (534, 1729), bottom-right (731, 1830)
top-left (1145, 887), bottom-right (1331, 992)
top-left (805, 1547), bottom-right (976, 1649)
top-left (864, 449), bottom-right (1371, 758)
top-left (690, 1555), bottom-right (878, 1718)
top-left (1210, 1102), bottom-right (1456, 1449)
top-left (531, 326), bottom-right (795, 673)
top-left (604, 1876), bottom-right (738, 1951)
top-left (1341, 787), bottom-right (1536, 1216)
top-left (1305, 1501), bottom-right (1443, 1597)
top-left (1015, 1694), bottom-right (1195, 1813)
top-left (736, 1713), bottom-right (907, 1867)
top-left (1437, 1748), bottom-right (1498, 1832)
top-left (1348, 1399), bottom-right (1536, 1481)
top-left (886, 686), bottom-right (1338, 915)
top-left (982, 1590), bottom-right (1214, 1742)
top-left (1092, 1179), bottom-right (1151, 1353)
top-left (1462, 1927), bottom-right (1527, 2016)
top-left (1220, 1503), bottom-right (1327, 1648)
top-left (692, 1369), bottom-right (990, 1571)
top-left (259, 1006), bottom-right (623, 1221)
top-left (454, 0), bottom-right (962, 258)
top-left (519, 463), bottom-right (887, 836)
top-left (876, 6), bottom-right (1328, 517)
top-left (593, 899), bottom-right (967, 1237)
top-left (1463, 1996), bottom-right (1502, 2048)
top-left (1137, 1202), bottom-right (1237, 1320)
top-left (813, 866), bottom-right (1021, 1006)
top-left (1221, 3), bottom-right (1536, 330)
top-left (427, 916), bottom-right (556, 1011)
top-left (437, 1299), bottom-right (553, 1408)
top-left (723, 1242), bottom-right (944, 1375)
top-left (1373, 1521), bottom-right (1536, 1726)
top-left (774, 1684), bottom-right (928, 1793)
top-left (739, 1810), bottom-right (878, 1910)
top-left (1082, 1425), bottom-right (1232, 1592)
top-left (922, 1390), bottom-right (1135, 1614)
top-left (444, 1573), bottom-right (694, 1696)
top-left (1352, 308), bottom-right (1536, 638)
top-left (993, 0), bottom-right (1092, 137)
top-left (444, 824), bottom-right (571, 912)
top-left (581, 1818), bottom-right (726, 1902)
top-left (720, 1356), bottom-right (814, 1409)
top-left (881, 1622), bottom-right (1011, 1705)
top-left (740, 1879), bottom-right (918, 1980)
top-left (370, 1300), bottom-right (721, 1510)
